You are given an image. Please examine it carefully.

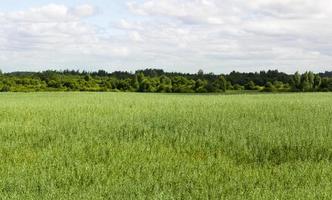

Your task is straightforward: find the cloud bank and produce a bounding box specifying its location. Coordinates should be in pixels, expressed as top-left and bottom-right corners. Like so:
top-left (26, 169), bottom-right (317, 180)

top-left (0, 0), bottom-right (332, 73)
top-left (0, 4), bottom-right (128, 71)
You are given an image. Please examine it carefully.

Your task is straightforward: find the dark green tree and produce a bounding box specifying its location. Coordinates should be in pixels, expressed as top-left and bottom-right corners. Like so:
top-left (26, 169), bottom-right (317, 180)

top-left (301, 72), bottom-right (311, 91)
top-left (293, 71), bottom-right (302, 90)
top-left (308, 71), bottom-right (315, 89)
top-left (233, 84), bottom-right (244, 90)
top-left (158, 75), bottom-right (172, 92)
top-left (139, 78), bottom-right (156, 92)
top-left (197, 69), bottom-right (204, 78)
top-left (246, 81), bottom-right (256, 90)
top-left (84, 75), bottom-right (92, 82)
top-left (137, 72), bottom-right (145, 83)
top-left (314, 74), bottom-right (321, 90)
top-left (227, 81), bottom-right (233, 90)
top-left (195, 79), bottom-right (207, 93)
top-left (1, 85), bottom-right (10, 92)
top-left (263, 82), bottom-right (276, 92)
top-left (273, 81), bottom-right (284, 90)
top-left (320, 78), bottom-right (332, 91)
top-left (131, 75), bottom-right (139, 91)
top-left (219, 76), bottom-right (227, 92)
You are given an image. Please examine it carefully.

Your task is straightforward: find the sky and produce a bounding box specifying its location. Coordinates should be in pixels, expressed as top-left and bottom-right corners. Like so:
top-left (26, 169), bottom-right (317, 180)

top-left (0, 0), bottom-right (331, 73)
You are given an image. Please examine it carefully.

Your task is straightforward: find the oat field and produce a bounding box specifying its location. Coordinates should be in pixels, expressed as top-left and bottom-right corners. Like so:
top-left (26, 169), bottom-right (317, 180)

top-left (0, 92), bottom-right (332, 199)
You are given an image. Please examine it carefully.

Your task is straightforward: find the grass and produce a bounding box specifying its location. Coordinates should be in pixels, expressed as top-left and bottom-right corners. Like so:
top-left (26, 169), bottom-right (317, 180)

top-left (0, 92), bottom-right (332, 199)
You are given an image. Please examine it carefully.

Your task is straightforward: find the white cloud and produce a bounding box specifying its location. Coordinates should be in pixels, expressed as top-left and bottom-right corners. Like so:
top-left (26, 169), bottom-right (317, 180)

top-left (0, 1), bottom-right (332, 73)
top-left (122, 0), bottom-right (332, 72)
top-left (72, 4), bottom-right (96, 17)
top-left (129, 31), bottom-right (144, 42)
top-left (0, 4), bottom-right (128, 72)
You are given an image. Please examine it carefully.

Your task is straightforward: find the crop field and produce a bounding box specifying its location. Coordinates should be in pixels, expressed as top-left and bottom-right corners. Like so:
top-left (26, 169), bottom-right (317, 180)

top-left (0, 92), bottom-right (332, 199)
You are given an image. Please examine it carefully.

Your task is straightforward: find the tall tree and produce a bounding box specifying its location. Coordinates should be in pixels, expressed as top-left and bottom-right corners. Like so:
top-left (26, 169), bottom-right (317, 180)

top-left (131, 75), bottom-right (139, 91)
top-left (197, 69), bottom-right (204, 78)
top-left (158, 75), bottom-right (172, 92)
top-left (137, 72), bottom-right (145, 83)
top-left (293, 71), bottom-right (301, 90)
top-left (308, 71), bottom-right (315, 89)
top-left (301, 72), bottom-right (310, 91)
top-left (246, 81), bottom-right (256, 90)
top-left (314, 74), bottom-right (322, 90)
top-left (219, 76), bottom-right (227, 92)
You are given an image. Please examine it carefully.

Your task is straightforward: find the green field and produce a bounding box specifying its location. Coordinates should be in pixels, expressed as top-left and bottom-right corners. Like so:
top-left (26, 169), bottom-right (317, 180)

top-left (0, 93), bottom-right (332, 199)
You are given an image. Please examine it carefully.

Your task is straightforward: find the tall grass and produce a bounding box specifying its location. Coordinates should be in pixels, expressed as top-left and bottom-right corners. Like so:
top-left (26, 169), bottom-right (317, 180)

top-left (0, 92), bottom-right (331, 199)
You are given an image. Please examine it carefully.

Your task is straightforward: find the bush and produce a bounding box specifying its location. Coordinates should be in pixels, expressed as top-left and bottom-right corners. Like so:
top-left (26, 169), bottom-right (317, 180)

top-left (263, 82), bottom-right (277, 92)
top-left (233, 84), bottom-right (244, 90)
top-left (1, 85), bottom-right (11, 92)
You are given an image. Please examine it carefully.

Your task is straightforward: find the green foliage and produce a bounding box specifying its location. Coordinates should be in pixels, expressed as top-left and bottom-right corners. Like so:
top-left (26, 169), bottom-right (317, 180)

top-left (139, 79), bottom-right (153, 92)
top-left (214, 75), bottom-right (227, 92)
top-left (233, 84), bottom-right (244, 90)
top-left (301, 72), bottom-right (311, 92)
top-left (320, 77), bottom-right (332, 91)
top-left (246, 81), bottom-right (257, 90)
top-left (197, 69), bottom-right (204, 77)
top-left (0, 69), bottom-right (331, 93)
top-left (1, 85), bottom-right (11, 92)
top-left (226, 81), bottom-right (233, 90)
top-left (263, 82), bottom-right (277, 92)
top-left (308, 71), bottom-right (315, 89)
top-left (84, 75), bottom-right (92, 82)
top-left (293, 71), bottom-right (302, 90)
top-left (194, 79), bottom-right (207, 93)
top-left (314, 75), bottom-right (322, 90)
top-left (172, 76), bottom-right (195, 93)
top-left (131, 75), bottom-right (139, 91)
top-left (47, 80), bottom-right (62, 88)
top-left (290, 71), bottom-right (327, 92)
top-left (158, 75), bottom-right (172, 93)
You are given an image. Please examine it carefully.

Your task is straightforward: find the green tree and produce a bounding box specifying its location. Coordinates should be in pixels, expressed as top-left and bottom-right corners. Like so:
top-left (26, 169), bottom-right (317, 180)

top-left (320, 78), bottom-right (332, 91)
top-left (314, 74), bottom-right (321, 90)
top-left (308, 71), bottom-right (315, 89)
top-left (117, 79), bottom-right (132, 91)
top-left (158, 75), bottom-right (172, 92)
top-left (195, 79), bottom-right (207, 93)
top-left (1, 85), bottom-right (11, 92)
top-left (301, 72), bottom-right (310, 91)
top-left (227, 81), bottom-right (233, 90)
top-left (84, 75), bottom-right (92, 82)
top-left (197, 69), bottom-right (204, 78)
top-left (273, 81), bottom-right (284, 90)
top-left (47, 80), bottom-right (62, 88)
top-left (212, 75), bottom-right (227, 92)
top-left (219, 76), bottom-right (227, 92)
top-left (137, 72), bottom-right (145, 83)
top-left (293, 71), bottom-right (301, 90)
top-left (63, 81), bottom-right (79, 90)
top-left (131, 75), bottom-right (139, 91)
top-left (139, 78), bottom-right (156, 92)
top-left (233, 84), bottom-right (244, 91)
top-left (263, 82), bottom-right (276, 92)
top-left (172, 76), bottom-right (195, 93)
top-left (246, 81), bottom-right (256, 90)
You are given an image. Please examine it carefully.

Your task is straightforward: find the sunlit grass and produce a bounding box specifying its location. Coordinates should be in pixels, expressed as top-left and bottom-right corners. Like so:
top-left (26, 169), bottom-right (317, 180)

top-left (0, 92), bottom-right (331, 199)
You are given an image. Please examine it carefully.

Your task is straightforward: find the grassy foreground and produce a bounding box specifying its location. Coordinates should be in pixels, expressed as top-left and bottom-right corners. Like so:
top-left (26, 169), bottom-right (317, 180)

top-left (0, 92), bottom-right (332, 199)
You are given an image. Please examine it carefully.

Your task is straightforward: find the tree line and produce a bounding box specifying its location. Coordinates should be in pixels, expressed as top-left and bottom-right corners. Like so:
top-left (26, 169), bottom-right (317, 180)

top-left (0, 69), bottom-right (331, 92)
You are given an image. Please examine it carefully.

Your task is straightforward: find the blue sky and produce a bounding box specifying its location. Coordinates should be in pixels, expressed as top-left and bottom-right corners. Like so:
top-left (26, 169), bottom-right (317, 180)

top-left (0, 0), bottom-right (331, 73)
